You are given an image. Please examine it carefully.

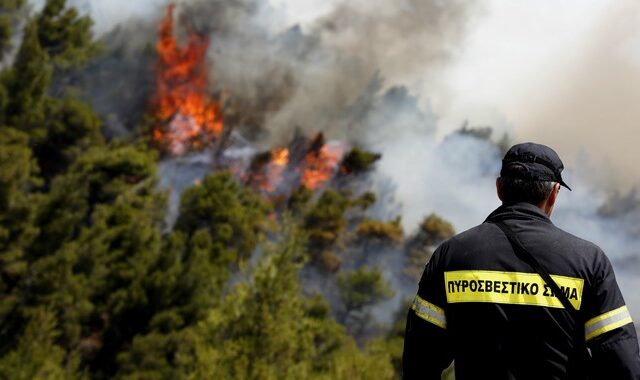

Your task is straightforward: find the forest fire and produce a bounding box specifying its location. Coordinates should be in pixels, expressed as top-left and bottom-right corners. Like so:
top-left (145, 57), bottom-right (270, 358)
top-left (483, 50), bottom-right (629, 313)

top-left (243, 134), bottom-right (344, 194)
top-left (243, 148), bottom-right (290, 193)
top-left (262, 147), bottom-right (290, 192)
top-left (151, 5), bottom-right (344, 194)
top-left (151, 4), bottom-right (223, 155)
top-left (300, 134), bottom-right (344, 190)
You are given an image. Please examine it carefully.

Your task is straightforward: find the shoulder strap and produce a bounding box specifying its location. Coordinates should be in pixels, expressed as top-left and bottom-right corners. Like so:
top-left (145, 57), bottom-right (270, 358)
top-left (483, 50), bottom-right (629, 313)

top-left (489, 220), bottom-right (582, 324)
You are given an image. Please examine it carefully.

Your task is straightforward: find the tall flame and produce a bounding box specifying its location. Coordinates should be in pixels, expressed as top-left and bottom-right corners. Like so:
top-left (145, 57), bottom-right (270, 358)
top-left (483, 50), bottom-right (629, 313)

top-left (152, 4), bottom-right (223, 155)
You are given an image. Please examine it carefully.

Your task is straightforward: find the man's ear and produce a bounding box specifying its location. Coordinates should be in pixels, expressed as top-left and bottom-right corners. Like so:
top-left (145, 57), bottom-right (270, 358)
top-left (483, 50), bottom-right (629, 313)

top-left (547, 182), bottom-right (560, 207)
top-left (542, 182), bottom-right (561, 216)
top-left (496, 177), bottom-right (504, 202)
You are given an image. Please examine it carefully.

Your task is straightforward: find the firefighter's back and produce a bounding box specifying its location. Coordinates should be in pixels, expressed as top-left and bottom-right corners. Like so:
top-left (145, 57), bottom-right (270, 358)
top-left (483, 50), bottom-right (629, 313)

top-left (437, 204), bottom-right (611, 379)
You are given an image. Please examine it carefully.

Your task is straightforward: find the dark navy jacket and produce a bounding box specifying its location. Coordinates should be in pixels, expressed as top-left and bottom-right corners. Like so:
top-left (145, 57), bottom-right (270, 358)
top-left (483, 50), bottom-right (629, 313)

top-left (403, 202), bottom-right (640, 379)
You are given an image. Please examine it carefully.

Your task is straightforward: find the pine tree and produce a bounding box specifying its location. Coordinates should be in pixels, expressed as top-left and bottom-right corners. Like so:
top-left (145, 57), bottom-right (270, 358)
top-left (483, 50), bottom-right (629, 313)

top-left (0, 308), bottom-right (84, 380)
top-left (115, 228), bottom-right (237, 379)
top-left (337, 266), bottom-right (394, 319)
top-left (404, 213), bottom-right (455, 281)
top-left (0, 0), bottom-right (26, 60)
top-left (175, 171), bottom-right (270, 261)
top-left (1, 0), bottom-right (101, 179)
top-left (204, 220), bottom-right (314, 379)
top-left (35, 0), bottom-right (98, 69)
top-left (2, 19), bottom-right (51, 128)
top-left (0, 127), bottom-right (41, 352)
top-left (34, 97), bottom-right (104, 180)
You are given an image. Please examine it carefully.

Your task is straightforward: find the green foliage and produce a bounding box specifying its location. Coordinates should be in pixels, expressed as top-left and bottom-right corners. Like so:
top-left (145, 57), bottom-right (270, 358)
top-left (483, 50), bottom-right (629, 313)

top-left (340, 148), bottom-right (381, 174)
top-left (8, 144), bottom-right (166, 377)
top-left (302, 189), bottom-right (376, 245)
top-left (34, 97), bottom-right (104, 179)
top-left (337, 267), bottom-right (394, 314)
top-left (317, 250), bottom-right (342, 273)
top-left (355, 217), bottom-right (404, 245)
top-left (1, 0), bottom-right (101, 181)
top-left (0, 308), bottom-right (84, 380)
top-left (324, 339), bottom-right (395, 380)
top-left (0, 128), bottom-right (40, 276)
top-left (0, 0), bottom-right (26, 58)
top-left (0, 15), bottom-right (11, 56)
top-left (183, 222), bottom-right (395, 380)
top-left (0, 127), bottom-right (41, 349)
top-left (352, 191), bottom-right (376, 209)
top-left (36, 0), bottom-right (98, 69)
top-left (31, 143), bottom-right (157, 257)
top-left (175, 171), bottom-right (270, 261)
top-left (404, 213), bottom-right (455, 280)
top-left (0, 0), bottom-right (26, 9)
top-left (417, 213), bottom-right (455, 245)
top-left (287, 185), bottom-right (313, 215)
top-left (385, 299), bottom-right (412, 378)
top-left (304, 189), bottom-right (350, 249)
top-left (204, 221), bottom-right (315, 379)
top-left (2, 19), bottom-right (51, 127)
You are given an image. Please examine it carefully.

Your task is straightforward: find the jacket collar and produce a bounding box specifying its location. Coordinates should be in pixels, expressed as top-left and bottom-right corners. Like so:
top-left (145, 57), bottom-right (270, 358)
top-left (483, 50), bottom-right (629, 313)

top-left (485, 202), bottom-right (553, 225)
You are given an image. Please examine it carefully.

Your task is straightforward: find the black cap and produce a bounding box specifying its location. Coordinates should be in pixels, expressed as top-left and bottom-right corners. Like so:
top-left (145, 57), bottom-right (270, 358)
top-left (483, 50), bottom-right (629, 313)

top-left (500, 142), bottom-right (571, 191)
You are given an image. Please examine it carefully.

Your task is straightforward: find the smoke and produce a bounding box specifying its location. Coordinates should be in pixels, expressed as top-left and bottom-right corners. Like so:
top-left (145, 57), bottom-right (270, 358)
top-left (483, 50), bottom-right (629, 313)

top-left (512, 1), bottom-right (640, 190)
top-left (170, 0), bottom-right (481, 146)
top-left (311, 0), bottom-right (476, 86)
top-left (432, 0), bottom-right (640, 191)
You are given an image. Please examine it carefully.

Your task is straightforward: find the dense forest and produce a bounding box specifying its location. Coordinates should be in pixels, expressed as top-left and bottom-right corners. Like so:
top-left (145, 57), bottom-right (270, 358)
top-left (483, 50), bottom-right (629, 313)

top-left (0, 1), bottom-right (470, 378)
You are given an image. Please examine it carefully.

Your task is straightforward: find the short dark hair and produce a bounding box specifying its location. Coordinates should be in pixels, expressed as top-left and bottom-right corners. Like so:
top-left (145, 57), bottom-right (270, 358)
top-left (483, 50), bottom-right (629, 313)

top-left (499, 177), bottom-right (555, 205)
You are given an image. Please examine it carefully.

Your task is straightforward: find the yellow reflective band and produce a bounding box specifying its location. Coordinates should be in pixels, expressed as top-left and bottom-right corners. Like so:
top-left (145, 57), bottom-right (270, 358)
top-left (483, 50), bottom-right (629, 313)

top-left (585, 306), bottom-right (633, 341)
top-left (411, 295), bottom-right (447, 329)
top-left (444, 270), bottom-right (584, 310)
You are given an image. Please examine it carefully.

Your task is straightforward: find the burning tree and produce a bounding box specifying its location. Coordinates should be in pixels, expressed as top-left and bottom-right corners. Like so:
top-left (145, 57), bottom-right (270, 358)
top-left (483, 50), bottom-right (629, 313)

top-left (151, 4), bottom-right (223, 155)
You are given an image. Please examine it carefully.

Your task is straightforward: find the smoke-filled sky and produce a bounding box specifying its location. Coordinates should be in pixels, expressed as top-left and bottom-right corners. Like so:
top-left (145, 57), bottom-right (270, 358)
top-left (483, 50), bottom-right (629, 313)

top-left (270, 0), bottom-right (640, 191)
top-left (435, 0), bottom-right (640, 191)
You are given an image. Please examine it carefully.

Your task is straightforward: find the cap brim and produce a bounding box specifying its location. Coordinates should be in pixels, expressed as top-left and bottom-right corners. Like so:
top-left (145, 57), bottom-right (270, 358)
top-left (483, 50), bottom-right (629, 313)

top-left (559, 179), bottom-right (572, 191)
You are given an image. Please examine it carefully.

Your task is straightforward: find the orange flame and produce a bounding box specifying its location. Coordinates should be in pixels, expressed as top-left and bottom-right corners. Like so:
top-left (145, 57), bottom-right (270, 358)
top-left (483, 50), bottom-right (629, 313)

top-left (152, 4), bottom-right (223, 155)
top-left (264, 148), bottom-right (289, 192)
top-left (245, 148), bottom-right (290, 193)
top-left (301, 141), bottom-right (343, 190)
top-left (272, 148), bottom-right (289, 166)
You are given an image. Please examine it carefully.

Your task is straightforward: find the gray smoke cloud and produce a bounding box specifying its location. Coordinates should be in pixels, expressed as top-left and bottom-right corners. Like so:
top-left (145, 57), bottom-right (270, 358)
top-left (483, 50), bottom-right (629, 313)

top-left (518, 1), bottom-right (640, 190)
top-left (444, 0), bottom-right (640, 191)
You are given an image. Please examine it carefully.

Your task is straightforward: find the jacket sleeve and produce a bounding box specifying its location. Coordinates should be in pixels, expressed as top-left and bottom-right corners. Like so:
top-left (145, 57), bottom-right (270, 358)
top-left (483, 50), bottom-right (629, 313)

top-left (584, 252), bottom-right (640, 379)
top-left (403, 244), bottom-right (453, 380)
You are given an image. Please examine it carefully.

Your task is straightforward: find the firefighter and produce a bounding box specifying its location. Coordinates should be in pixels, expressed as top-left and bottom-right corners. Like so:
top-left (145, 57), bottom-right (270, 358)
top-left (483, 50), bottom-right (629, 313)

top-left (403, 142), bottom-right (640, 379)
